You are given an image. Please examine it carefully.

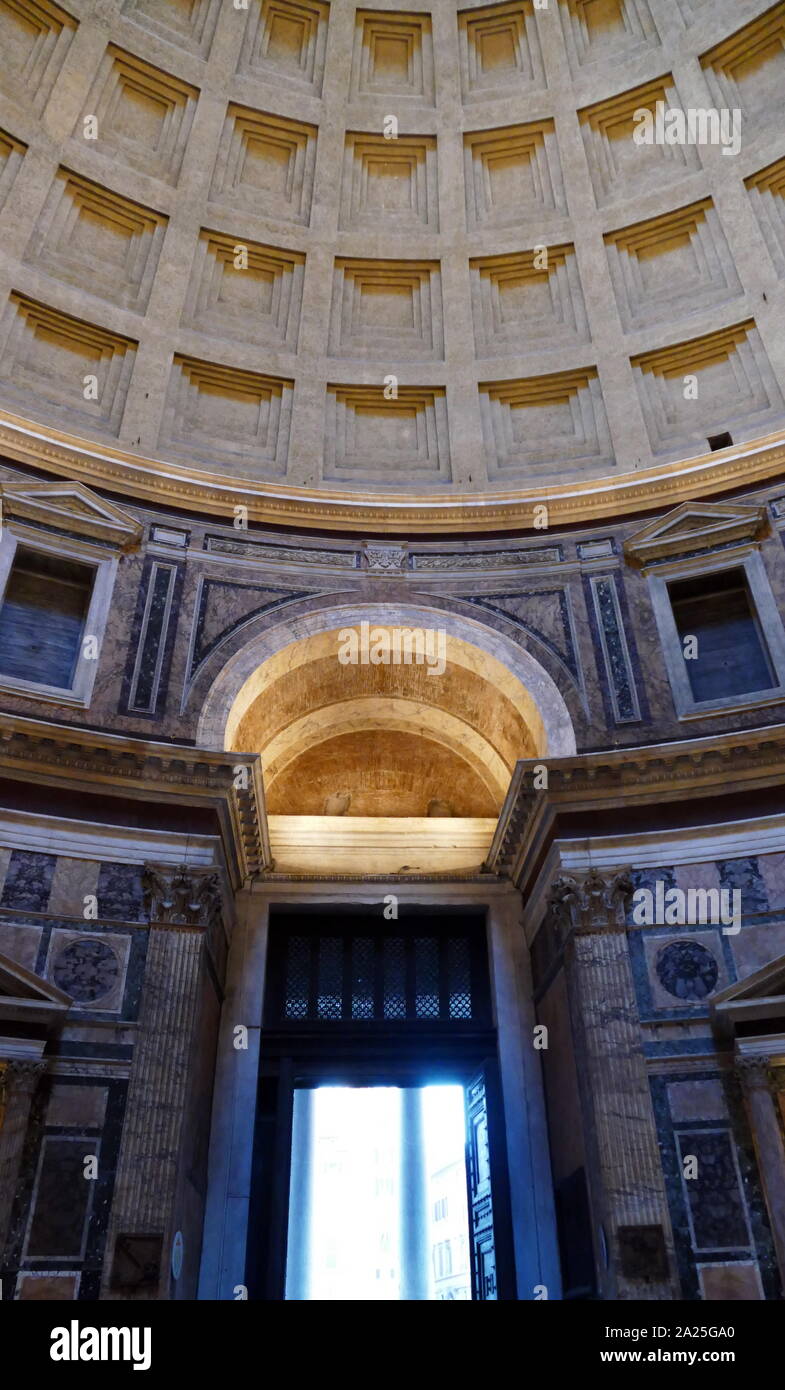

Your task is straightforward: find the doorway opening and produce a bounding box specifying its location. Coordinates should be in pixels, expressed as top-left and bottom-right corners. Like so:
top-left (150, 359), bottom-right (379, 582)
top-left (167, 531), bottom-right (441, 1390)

top-left (285, 1084), bottom-right (471, 1301)
top-left (247, 906), bottom-right (516, 1300)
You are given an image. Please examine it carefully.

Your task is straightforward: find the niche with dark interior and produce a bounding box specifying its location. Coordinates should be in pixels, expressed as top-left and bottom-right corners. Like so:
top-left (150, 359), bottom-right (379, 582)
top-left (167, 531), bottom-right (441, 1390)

top-left (0, 545), bottom-right (94, 688)
top-left (667, 567), bottom-right (776, 703)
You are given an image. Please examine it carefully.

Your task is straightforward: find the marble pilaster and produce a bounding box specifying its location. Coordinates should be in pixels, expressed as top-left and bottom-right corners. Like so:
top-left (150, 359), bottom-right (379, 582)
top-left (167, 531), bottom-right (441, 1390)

top-left (736, 1057), bottom-right (785, 1286)
top-left (547, 868), bottom-right (678, 1300)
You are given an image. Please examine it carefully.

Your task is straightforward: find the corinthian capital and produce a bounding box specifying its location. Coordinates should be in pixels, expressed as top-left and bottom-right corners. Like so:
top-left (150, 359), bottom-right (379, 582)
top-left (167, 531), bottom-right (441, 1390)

top-left (545, 867), bottom-right (633, 940)
top-left (143, 863), bottom-right (222, 928)
top-left (735, 1055), bottom-right (776, 1092)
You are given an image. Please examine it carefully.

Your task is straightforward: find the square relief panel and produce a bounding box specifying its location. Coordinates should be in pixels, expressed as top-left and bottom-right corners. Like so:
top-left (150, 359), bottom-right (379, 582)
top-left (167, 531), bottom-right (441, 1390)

top-left (76, 45), bottom-right (199, 186)
top-left (480, 366), bottom-right (613, 479)
top-left (122, 0), bottom-right (222, 60)
top-left (237, 0), bottom-right (330, 97)
top-left (181, 230), bottom-right (305, 349)
top-left (631, 320), bottom-right (785, 456)
top-left (325, 383), bottom-right (450, 485)
top-left (340, 132), bottom-right (438, 232)
top-left (0, 0), bottom-right (76, 116)
top-left (470, 244), bottom-right (589, 355)
top-left (701, 5), bottom-right (785, 144)
top-left (463, 121), bottom-right (567, 231)
top-left (557, 0), bottom-right (659, 74)
top-left (579, 76), bottom-right (701, 209)
top-left (210, 104), bottom-right (318, 226)
top-left (604, 199), bottom-right (742, 331)
top-left (746, 157), bottom-right (785, 277)
top-left (328, 258), bottom-right (443, 360)
top-left (0, 127), bottom-right (26, 212)
top-left (0, 293), bottom-right (136, 436)
top-left (160, 353), bottom-right (293, 474)
top-left (642, 930), bottom-right (726, 1010)
top-left (44, 927), bottom-right (131, 1013)
top-left (350, 9), bottom-right (434, 104)
top-left (25, 168), bottom-right (168, 313)
top-left (458, 1), bottom-right (545, 102)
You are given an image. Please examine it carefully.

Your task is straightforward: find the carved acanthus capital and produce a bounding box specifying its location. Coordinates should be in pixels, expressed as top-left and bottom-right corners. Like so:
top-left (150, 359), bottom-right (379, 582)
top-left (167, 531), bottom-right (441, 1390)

top-left (545, 867), bottom-right (633, 942)
top-left (143, 864), bottom-right (222, 929)
top-left (736, 1055), bottom-right (778, 1092)
top-left (3, 1058), bottom-right (48, 1092)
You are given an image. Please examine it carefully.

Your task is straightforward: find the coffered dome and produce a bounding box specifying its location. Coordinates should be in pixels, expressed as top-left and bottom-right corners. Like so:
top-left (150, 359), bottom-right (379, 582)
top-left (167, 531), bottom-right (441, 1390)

top-left (0, 0), bottom-right (783, 530)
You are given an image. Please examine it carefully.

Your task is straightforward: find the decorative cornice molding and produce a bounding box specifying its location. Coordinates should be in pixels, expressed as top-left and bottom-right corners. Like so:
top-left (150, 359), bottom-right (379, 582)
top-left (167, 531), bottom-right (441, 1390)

top-left (488, 722), bottom-right (785, 885)
top-left (0, 714), bottom-right (270, 885)
top-left (623, 500), bottom-right (769, 570)
top-left (1, 410), bottom-right (785, 536)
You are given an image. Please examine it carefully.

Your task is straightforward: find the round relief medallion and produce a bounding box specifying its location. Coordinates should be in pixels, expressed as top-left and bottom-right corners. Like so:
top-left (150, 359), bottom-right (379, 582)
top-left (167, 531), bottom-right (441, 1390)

top-left (655, 941), bottom-right (718, 1002)
top-left (52, 939), bottom-right (119, 1003)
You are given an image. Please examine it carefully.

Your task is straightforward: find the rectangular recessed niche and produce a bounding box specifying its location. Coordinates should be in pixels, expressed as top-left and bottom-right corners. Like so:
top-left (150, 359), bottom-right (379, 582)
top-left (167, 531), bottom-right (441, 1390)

top-left (701, 5), bottom-right (785, 142)
top-left (0, 293), bottom-right (136, 435)
top-left (350, 10), bottom-right (434, 104)
top-left (0, 0), bottom-right (76, 115)
top-left (557, 0), bottom-right (659, 74)
top-left (325, 383), bottom-right (450, 486)
top-left (463, 121), bottom-right (567, 231)
top-left (578, 76), bottom-right (701, 209)
top-left (25, 168), bottom-right (168, 312)
top-left (159, 354), bottom-right (293, 475)
top-left (479, 367), bottom-right (614, 480)
top-left (121, 0), bottom-right (222, 60)
top-left (340, 132), bottom-right (438, 232)
top-left (210, 104), bottom-right (318, 226)
top-left (328, 258), bottom-right (443, 361)
top-left (631, 320), bottom-right (784, 456)
top-left (746, 157), bottom-right (785, 277)
top-left (458, 1), bottom-right (545, 101)
top-left (76, 44), bottom-right (199, 186)
top-left (237, 0), bottom-right (330, 96)
top-left (0, 127), bottom-right (26, 211)
top-left (604, 199), bottom-right (742, 331)
top-left (181, 230), bottom-right (305, 350)
top-left (469, 244), bottom-right (589, 355)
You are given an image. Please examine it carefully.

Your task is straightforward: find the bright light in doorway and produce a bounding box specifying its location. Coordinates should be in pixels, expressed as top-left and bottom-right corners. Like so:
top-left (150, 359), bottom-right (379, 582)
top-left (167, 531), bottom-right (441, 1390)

top-left (286, 1084), bottom-right (471, 1300)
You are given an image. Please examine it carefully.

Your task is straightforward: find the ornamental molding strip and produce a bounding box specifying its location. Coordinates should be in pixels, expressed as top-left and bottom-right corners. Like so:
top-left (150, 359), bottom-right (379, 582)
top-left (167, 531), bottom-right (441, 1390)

top-left (0, 410), bottom-right (784, 536)
top-left (0, 480), bottom-right (143, 550)
top-left (623, 500), bottom-right (769, 570)
top-left (0, 714), bottom-right (270, 884)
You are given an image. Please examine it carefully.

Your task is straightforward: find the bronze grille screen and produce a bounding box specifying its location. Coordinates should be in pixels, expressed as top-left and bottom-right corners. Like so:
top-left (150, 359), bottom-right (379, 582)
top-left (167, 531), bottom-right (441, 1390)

top-left (264, 914), bottom-right (490, 1028)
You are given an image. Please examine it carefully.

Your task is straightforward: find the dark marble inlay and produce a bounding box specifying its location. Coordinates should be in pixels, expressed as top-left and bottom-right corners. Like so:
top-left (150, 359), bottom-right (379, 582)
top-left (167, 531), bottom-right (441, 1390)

top-left (26, 1138), bottom-right (96, 1258)
top-left (96, 864), bottom-right (145, 922)
top-left (119, 557), bottom-right (184, 718)
top-left (676, 1129), bottom-right (750, 1251)
top-left (718, 857), bottom-right (768, 916)
top-left (591, 574), bottom-right (639, 722)
top-left (0, 850), bottom-right (55, 911)
top-left (129, 563), bottom-right (177, 713)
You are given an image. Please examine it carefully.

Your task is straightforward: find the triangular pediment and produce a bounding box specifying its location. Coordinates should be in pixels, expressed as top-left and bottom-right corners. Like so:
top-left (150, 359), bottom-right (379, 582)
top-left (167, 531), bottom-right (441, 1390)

top-left (624, 501), bottom-right (768, 569)
top-left (711, 950), bottom-right (785, 1038)
top-left (0, 481), bottom-right (142, 550)
top-left (0, 950), bottom-right (71, 1029)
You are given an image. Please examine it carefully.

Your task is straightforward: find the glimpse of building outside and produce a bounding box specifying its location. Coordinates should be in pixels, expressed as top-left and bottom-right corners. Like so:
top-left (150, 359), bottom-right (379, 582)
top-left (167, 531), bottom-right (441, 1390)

top-left (294, 1084), bottom-right (471, 1300)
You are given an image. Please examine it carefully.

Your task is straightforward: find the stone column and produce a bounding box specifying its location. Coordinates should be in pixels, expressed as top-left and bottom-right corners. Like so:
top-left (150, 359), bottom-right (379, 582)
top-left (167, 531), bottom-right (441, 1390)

top-left (0, 1058), bottom-right (47, 1259)
top-left (100, 865), bottom-right (223, 1299)
top-left (399, 1087), bottom-right (429, 1300)
top-left (546, 868), bottom-right (678, 1300)
top-left (736, 1057), bottom-right (785, 1284)
top-left (285, 1088), bottom-right (315, 1300)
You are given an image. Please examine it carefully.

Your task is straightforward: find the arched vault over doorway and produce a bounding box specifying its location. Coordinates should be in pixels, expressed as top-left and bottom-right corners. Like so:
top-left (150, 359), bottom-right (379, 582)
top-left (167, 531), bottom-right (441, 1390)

top-left (196, 602), bottom-right (576, 871)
